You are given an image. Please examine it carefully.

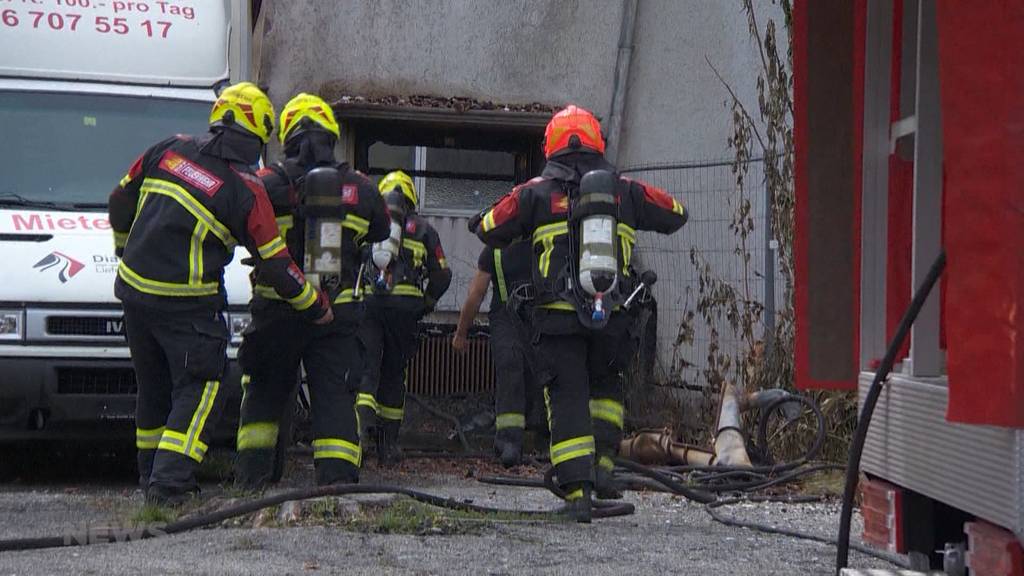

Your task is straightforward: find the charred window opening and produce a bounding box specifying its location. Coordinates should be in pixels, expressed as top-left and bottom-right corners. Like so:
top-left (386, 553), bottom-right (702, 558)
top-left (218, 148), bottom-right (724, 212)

top-left (335, 104), bottom-right (548, 215)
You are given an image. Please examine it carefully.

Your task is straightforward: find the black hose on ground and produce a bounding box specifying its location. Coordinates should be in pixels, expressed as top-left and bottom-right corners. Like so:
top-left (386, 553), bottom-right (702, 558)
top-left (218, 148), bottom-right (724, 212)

top-left (835, 250), bottom-right (945, 575)
top-left (0, 481), bottom-right (635, 553)
top-left (708, 497), bottom-right (908, 567)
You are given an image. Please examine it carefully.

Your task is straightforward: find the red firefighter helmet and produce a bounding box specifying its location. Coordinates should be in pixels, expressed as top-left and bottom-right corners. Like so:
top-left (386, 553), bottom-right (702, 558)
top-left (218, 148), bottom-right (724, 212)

top-left (543, 105), bottom-right (606, 158)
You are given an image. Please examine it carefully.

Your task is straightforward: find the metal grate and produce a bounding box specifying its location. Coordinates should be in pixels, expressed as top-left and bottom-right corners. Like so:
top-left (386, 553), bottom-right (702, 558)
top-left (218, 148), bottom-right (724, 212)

top-left (407, 328), bottom-right (494, 397)
top-left (57, 367), bottom-right (137, 395)
top-left (47, 316), bottom-right (125, 337)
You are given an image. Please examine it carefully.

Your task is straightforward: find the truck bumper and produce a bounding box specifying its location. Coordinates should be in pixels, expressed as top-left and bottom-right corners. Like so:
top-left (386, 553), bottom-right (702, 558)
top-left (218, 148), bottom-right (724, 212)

top-left (0, 350), bottom-right (242, 443)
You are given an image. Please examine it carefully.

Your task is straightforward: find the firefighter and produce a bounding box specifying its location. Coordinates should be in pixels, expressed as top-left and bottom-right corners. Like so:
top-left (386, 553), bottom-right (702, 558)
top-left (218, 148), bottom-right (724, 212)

top-left (452, 241), bottom-right (543, 467)
top-left (357, 171), bottom-right (452, 464)
top-left (234, 93), bottom-right (390, 488)
top-left (473, 105), bottom-right (687, 521)
top-left (109, 82), bottom-right (334, 506)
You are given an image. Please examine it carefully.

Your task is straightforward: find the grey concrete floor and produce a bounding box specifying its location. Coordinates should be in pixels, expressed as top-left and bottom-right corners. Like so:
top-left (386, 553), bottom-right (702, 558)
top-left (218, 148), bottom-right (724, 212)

top-left (0, 450), bottom-right (904, 575)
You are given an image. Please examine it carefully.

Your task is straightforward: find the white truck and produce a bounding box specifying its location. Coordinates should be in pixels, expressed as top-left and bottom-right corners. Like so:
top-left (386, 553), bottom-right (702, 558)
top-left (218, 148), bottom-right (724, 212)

top-left (0, 0), bottom-right (254, 441)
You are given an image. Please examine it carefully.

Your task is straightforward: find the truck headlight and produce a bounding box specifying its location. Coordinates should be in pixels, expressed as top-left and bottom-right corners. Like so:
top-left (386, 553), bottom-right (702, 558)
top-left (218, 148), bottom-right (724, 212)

top-left (228, 312), bottom-right (251, 345)
top-left (0, 310), bottom-right (24, 341)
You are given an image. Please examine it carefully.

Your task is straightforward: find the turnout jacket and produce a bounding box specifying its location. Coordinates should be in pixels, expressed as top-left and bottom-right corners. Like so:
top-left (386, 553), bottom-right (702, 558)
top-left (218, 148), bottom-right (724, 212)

top-left (367, 213), bottom-right (452, 310)
top-left (253, 159), bottom-right (391, 310)
top-left (474, 153), bottom-right (687, 327)
top-left (109, 134), bottom-right (329, 320)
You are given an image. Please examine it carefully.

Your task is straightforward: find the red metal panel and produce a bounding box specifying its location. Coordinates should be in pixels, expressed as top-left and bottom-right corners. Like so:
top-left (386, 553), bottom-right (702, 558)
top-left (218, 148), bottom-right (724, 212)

top-left (938, 1), bottom-right (1024, 427)
top-left (793, 0), bottom-right (865, 390)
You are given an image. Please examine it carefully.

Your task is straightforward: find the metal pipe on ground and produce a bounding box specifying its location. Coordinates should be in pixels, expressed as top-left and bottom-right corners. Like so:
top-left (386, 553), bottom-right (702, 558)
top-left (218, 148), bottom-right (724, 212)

top-left (714, 382), bottom-right (752, 467)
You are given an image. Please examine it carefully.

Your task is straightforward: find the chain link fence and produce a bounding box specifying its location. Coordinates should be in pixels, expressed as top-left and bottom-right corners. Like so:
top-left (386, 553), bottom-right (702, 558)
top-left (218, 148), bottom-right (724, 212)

top-left (622, 158), bottom-right (783, 393)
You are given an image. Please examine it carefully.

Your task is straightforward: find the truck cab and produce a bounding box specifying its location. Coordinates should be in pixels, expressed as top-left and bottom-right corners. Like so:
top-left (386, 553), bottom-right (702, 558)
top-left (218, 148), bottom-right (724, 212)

top-left (0, 0), bottom-right (254, 441)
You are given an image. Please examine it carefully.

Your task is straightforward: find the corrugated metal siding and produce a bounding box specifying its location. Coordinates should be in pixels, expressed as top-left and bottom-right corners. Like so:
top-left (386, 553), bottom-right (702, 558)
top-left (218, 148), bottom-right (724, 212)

top-left (860, 373), bottom-right (1022, 535)
top-left (422, 214), bottom-right (490, 314)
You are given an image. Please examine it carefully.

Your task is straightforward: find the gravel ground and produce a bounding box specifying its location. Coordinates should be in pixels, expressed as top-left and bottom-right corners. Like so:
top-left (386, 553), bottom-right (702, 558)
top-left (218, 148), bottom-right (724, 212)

top-left (0, 452), bottom-right (904, 575)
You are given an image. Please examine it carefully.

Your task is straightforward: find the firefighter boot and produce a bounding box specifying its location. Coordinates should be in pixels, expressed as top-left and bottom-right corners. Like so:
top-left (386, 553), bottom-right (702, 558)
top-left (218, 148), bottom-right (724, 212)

top-left (377, 420), bottom-right (403, 467)
top-left (564, 483), bottom-right (593, 524)
top-left (357, 405), bottom-right (377, 455)
top-left (594, 454), bottom-right (624, 500)
top-left (495, 427), bottom-right (524, 468)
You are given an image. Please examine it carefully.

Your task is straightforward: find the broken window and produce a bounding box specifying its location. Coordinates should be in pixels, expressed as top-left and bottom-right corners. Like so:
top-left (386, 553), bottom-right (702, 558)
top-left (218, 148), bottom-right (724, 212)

top-left (367, 144), bottom-right (516, 213)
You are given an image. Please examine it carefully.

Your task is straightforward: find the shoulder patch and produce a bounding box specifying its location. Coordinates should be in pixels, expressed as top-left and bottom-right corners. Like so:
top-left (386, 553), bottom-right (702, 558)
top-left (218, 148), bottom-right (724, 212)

top-left (158, 150), bottom-right (223, 196)
top-left (405, 218), bottom-right (418, 234)
top-left (550, 192), bottom-right (568, 214)
top-left (342, 184), bottom-right (359, 205)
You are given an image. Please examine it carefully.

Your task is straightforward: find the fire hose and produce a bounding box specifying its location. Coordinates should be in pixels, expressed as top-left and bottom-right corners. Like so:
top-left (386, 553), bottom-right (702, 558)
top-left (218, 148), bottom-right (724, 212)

top-left (835, 250), bottom-right (946, 574)
top-left (0, 480), bottom-right (636, 553)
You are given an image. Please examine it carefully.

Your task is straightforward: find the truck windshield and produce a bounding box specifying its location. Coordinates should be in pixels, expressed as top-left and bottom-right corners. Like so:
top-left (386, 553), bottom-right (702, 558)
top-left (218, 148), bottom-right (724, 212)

top-left (0, 91), bottom-right (210, 210)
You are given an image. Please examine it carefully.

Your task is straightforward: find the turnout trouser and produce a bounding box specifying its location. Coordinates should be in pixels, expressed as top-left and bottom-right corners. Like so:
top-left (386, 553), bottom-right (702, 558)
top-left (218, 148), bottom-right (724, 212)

top-left (490, 307), bottom-right (543, 450)
top-left (236, 306), bottom-right (363, 487)
top-left (124, 302), bottom-right (229, 495)
top-left (357, 304), bottom-right (422, 439)
top-left (536, 313), bottom-right (633, 489)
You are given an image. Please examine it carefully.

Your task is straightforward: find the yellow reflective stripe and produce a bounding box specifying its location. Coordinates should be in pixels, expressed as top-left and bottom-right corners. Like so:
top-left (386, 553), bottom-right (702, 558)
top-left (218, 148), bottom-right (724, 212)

top-left (312, 438), bottom-right (362, 466)
top-left (139, 179), bottom-right (236, 247)
top-left (550, 435), bottom-right (595, 466)
top-left (289, 281), bottom-right (318, 310)
top-left (188, 221), bottom-right (208, 286)
top-left (275, 215), bottom-right (294, 237)
top-left (494, 250), bottom-right (508, 303)
top-left (482, 210), bottom-right (497, 232)
top-left (390, 284), bottom-right (424, 298)
top-left (495, 412), bottom-right (525, 430)
top-left (377, 403), bottom-right (404, 421)
top-left (618, 223), bottom-right (635, 274)
top-left (136, 426), bottom-right (165, 450)
top-left (237, 421), bottom-right (279, 450)
top-left (333, 288), bottom-right (359, 304)
top-left (240, 373), bottom-right (251, 407)
top-left (119, 172), bottom-right (134, 188)
top-left (540, 301), bottom-right (576, 311)
top-left (254, 284), bottom-right (282, 300)
top-left (343, 214), bottom-right (370, 243)
top-left (565, 488), bottom-right (584, 501)
top-left (114, 231), bottom-right (129, 249)
top-left (118, 261), bottom-right (220, 297)
top-left (532, 221), bottom-right (567, 278)
top-left (256, 235), bottom-right (287, 259)
top-left (672, 198), bottom-right (685, 216)
top-left (589, 398), bottom-right (625, 429)
top-left (157, 429), bottom-right (206, 461)
top-left (532, 221), bottom-right (568, 242)
top-left (180, 380), bottom-right (219, 462)
top-left (598, 455), bottom-right (615, 472)
top-left (403, 238), bottom-right (426, 268)
top-left (356, 393), bottom-right (378, 412)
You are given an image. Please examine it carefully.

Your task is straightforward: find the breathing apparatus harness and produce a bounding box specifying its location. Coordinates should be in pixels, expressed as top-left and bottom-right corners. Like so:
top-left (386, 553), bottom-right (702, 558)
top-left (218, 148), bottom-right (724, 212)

top-left (365, 187), bottom-right (414, 294)
top-left (558, 169), bottom-right (627, 330)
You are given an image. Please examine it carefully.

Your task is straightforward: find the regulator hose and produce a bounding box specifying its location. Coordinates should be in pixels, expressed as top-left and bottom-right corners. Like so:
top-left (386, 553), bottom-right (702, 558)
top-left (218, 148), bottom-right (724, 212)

top-left (0, 481), bottom-right (634, 553)
top-left (835, 250), bottom-right (945, 574)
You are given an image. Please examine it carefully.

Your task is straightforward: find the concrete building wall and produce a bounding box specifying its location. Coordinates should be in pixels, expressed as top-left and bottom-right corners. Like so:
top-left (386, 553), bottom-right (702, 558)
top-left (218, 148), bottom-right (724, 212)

top-left (257, 0), bottom-right (621, 114)
top-left (256, 0), bottom-right (786, 385)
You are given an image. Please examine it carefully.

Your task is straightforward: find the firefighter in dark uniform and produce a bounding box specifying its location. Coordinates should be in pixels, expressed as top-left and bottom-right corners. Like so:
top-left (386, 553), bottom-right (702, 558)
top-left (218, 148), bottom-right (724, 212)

top-left (109, 83), bottom-right (334, 506)
top-left (234, 93), bottom-right (390, 488)
top-left (473, 105), bottom-right (687, 521)
top-left (452, 241), bottom-right (543, 467)
top-left (357, 171), bottom-right (452, 464)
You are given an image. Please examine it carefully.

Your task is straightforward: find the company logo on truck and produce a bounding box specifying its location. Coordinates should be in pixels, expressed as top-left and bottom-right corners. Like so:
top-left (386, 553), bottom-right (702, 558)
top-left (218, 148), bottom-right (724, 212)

top-left (33, 252), bottom-right (85, 283)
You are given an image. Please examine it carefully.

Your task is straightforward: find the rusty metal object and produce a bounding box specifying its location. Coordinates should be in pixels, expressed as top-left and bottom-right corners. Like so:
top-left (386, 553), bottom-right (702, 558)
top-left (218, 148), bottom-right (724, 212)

top-left (620, 380), bottom-right (754, 468)
top-left (619, 429), bottom-right (715, 466)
